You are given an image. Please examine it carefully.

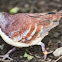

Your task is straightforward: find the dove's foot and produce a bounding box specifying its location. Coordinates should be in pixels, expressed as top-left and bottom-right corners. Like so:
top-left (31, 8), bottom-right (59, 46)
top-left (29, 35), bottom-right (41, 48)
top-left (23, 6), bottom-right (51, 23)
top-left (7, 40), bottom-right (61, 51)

top-left (0, 47), bottom-right (16, 61)
top-left (0, 53), bottom-right (13, 61)
top-left (41, 42), bottom-right (53, 60)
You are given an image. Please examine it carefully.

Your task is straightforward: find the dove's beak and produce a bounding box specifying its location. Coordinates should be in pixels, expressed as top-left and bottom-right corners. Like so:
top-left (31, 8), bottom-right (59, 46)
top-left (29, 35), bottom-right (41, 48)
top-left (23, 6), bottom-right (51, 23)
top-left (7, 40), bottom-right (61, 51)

top-left (57, 10), bottom-right (62, 18)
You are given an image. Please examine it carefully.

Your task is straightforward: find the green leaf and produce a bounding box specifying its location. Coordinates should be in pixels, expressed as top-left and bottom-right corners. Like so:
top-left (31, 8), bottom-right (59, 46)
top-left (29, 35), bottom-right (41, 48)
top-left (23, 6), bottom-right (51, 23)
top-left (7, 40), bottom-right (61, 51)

top-left (27, 56), bottom-right (34, 60)
top-left (24, 52), bottom-right (29, 57)
top-left (9, 7), bottom-right (20, 14)
top-left (24, 52), bottom-right (34, 60)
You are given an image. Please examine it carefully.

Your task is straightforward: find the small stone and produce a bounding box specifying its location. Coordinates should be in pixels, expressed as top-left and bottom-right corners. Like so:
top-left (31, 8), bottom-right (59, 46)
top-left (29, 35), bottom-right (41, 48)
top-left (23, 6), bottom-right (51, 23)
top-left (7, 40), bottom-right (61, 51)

top-left (53, 47), bottom-right (62, 56)
top-left (54, 32), bottom-right (60, 38)
top-left (20, 56), bottom-right (23, 58)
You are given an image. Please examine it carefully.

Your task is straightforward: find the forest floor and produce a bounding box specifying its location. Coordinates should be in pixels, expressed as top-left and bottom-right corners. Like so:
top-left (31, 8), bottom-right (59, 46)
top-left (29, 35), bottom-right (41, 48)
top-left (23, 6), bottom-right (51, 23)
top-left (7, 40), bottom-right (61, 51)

top-left (0, 0), bottom-right (62, 62)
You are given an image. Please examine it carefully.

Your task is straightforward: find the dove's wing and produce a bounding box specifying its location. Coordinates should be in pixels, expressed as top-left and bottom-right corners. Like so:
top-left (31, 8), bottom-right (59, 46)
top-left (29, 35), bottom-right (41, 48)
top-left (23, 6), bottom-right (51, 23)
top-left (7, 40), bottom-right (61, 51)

top-left (0, 12), bottom-right (61, 43)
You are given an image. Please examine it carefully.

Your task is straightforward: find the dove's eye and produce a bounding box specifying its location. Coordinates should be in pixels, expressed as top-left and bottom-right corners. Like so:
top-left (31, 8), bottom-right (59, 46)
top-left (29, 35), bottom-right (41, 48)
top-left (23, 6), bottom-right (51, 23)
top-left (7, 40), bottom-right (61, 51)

top-left (48, 12), bottom-right (55, 14)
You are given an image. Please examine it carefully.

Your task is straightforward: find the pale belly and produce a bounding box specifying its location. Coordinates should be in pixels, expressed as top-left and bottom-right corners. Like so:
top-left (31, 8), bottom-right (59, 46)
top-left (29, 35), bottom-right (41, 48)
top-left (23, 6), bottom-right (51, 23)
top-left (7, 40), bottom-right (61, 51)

top-left (0, 28), bottom-right (48, 47)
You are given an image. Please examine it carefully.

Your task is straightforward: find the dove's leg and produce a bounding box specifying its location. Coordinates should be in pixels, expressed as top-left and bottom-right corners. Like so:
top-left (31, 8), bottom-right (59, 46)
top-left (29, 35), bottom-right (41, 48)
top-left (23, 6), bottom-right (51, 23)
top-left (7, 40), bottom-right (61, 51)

top-left (41, 42), bottom-right (53, 60)
top-left (0, 47), bottom-right (16, 61)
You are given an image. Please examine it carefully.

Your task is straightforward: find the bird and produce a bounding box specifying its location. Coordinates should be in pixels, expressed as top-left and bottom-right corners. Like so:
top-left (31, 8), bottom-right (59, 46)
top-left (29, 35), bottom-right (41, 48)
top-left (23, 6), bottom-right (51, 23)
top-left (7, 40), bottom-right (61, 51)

top-left (0, 10), bottom-right (62, 61)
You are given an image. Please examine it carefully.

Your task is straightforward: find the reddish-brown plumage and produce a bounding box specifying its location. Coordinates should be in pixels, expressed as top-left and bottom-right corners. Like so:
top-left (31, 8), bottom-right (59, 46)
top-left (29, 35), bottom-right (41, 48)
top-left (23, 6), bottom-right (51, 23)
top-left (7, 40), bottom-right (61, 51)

top-left (0, 11), bottom-right (62, 43)
top-left (31, 25), bottom-right (42, 40)
top-left (25, 24), bottom-right (35, 39)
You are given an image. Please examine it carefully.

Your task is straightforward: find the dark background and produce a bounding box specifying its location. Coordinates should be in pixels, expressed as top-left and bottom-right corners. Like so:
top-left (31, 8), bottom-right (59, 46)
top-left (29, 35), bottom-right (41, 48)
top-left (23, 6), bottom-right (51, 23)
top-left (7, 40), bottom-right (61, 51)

top-left (0, 0), bottom-right (62, 62)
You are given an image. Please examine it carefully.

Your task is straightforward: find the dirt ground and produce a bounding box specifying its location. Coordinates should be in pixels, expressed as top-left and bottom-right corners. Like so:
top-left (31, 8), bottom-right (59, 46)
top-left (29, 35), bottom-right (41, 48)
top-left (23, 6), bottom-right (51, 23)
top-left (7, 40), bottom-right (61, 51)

top-left (0, 0), bottom-right (62, 62)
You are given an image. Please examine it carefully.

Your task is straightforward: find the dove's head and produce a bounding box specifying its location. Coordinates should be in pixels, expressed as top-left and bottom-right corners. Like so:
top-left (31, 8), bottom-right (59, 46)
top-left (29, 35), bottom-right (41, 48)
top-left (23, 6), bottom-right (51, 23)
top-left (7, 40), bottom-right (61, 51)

top-left (51, 10), bottom-right (62, 28)
top-left (49, 10), bottom-right (62, 27)
top-left (42, 11), bottom-right (62, 32)
top-left (47, 10), bottom-right (62, 23)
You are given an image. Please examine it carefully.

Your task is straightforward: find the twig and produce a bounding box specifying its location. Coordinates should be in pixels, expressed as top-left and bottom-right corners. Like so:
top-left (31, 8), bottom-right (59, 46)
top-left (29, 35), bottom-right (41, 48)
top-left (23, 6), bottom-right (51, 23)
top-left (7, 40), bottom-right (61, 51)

top-left (54, 56), bottom-right (62, 62)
